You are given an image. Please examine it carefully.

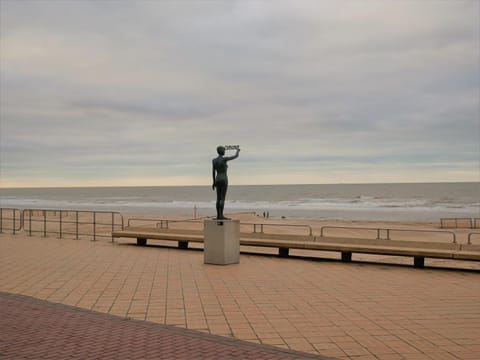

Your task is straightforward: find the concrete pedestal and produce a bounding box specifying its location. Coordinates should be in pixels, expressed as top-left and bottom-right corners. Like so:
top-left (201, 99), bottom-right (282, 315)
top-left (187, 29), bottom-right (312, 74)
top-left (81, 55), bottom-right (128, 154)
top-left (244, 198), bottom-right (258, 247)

top-left (204, 220), bottom-right (240, 265)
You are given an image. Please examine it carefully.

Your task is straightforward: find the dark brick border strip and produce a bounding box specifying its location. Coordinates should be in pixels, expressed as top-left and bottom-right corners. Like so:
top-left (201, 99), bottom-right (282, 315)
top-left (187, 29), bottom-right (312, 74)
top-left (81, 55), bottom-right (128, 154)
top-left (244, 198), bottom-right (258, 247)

top-left (0, 292), bottom-right (332, 359)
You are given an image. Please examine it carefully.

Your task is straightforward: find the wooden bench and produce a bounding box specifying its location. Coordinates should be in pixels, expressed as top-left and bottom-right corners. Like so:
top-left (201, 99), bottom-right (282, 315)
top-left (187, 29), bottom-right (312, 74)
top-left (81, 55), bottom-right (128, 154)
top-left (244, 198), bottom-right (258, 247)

top-left (112, 227), bottom-right (203, 248)
top-left (241, 237), bottom-right (462, 267)
top-left (111, 228), bottom-right (480, 268)
top-left (455, 244), bottom-right (480, 261)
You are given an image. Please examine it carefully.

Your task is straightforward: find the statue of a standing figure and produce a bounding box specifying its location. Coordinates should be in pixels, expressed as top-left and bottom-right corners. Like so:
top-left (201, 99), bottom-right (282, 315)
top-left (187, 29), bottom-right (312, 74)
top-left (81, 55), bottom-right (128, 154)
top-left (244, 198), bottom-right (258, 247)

top-left (212, 145), bottom-right (240, 220)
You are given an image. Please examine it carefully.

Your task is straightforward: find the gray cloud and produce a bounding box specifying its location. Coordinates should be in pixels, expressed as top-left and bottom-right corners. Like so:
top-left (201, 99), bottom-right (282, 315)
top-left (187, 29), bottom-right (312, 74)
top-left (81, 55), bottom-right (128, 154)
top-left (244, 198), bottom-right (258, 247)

top-left (0, 0), bottom-right (478, 186)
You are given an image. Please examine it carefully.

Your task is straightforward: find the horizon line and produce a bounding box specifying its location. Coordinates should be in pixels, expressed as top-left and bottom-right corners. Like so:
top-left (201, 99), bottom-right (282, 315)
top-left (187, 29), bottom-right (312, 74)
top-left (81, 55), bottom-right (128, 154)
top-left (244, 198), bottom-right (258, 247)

top-left (1, 180), bottom-right (478, 190)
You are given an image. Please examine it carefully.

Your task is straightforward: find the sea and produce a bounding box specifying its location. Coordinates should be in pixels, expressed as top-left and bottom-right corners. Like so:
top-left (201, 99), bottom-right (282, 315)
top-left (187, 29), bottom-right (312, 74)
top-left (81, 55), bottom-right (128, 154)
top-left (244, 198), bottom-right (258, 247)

top-left (0, 182), bottom-right (478, 221)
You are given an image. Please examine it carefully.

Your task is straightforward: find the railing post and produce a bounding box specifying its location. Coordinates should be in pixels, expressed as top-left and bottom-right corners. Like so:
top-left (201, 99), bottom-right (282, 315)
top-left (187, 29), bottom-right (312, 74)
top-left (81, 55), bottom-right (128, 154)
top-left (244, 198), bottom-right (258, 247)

top-left (19, 209), bottom-right (24, 231)
top-left (29, 210), bottom-right (32, 236)
top-left (93, 212), bottom-right (97, 241)
top-left (387, 229), bottom-right (390, 240)
top-left (158, 220), bottom-right (166, 229)
top-left (76, 211), bottom-right (79, 240)
top-left (0, 208), bottom-right (3, 233)
top-left (12, 211), bottom-right (16, 235)
top-left (43, 210), bottom-right (47, 237)
top-left (59, 211), bottom-right (63, 238)
top-left (376, 229), bottom-right (380, 240)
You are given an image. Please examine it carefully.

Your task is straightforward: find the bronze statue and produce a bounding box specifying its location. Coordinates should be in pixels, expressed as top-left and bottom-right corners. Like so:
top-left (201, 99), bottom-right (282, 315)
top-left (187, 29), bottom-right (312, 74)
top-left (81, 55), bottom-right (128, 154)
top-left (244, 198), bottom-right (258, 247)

top-left (212, 145), bottom-right (240, 220)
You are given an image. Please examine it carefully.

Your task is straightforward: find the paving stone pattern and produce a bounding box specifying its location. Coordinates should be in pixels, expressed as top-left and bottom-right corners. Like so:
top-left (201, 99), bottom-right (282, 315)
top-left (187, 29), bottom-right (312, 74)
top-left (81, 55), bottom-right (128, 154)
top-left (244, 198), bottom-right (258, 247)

top-left (1, 234), bottom-right (480, 359)
top-left (0, 292), bottom-right (326, 359)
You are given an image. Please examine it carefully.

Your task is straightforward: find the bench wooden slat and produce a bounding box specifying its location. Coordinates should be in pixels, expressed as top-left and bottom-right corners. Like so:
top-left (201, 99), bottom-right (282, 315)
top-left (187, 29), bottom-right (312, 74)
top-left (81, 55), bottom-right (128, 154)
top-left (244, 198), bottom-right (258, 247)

top-left (453, 251), bottom-right (480, 261)
top-left (124, 226), bottom-right (204, 236)
top-left (317, 236), bottom-right (460, 250)
top-left (240, 238), bottom-right (456, 259)
top-left (112, 230), bottom-right (203, 242)
top-left (111, 229), bottom-right (480, 265)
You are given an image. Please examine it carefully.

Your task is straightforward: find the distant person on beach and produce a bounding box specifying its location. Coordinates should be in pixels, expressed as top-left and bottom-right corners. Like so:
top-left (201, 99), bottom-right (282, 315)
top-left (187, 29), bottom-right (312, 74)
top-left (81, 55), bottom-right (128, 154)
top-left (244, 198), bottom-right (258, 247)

top-left (212, 146), bottom-right (240, 220)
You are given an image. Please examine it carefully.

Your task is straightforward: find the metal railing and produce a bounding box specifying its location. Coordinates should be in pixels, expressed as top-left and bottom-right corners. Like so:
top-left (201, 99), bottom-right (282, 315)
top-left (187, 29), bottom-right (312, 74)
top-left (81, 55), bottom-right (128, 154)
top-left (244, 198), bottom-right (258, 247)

top-left (320, 225), bottom-right (457, 243)
top-left (23, 209), bottom-right (124, 241)
top-left (0, 208), bottom-right (23, 234)
top-left (467, 232), bottom-right (480, 245)
top-left (241, 222), bottom-right (313, 236)
top-left (126, 218), bottom-right (313, 236)
top-left (126, 218), bottom-right (203, 229)
top-left (440, 218), bottom-right (476, 229)
top-left (156, 219), bottom-right (203, 229)
top-left (8, 207), bottom-right (471, 245)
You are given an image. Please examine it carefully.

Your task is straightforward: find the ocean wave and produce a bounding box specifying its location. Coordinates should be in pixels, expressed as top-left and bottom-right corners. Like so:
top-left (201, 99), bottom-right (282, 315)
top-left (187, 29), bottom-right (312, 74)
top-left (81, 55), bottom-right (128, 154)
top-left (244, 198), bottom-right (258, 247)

top-left (2, 183), bottom-right (479, 223)
top-left (1, 196), bottom-right (477, 213)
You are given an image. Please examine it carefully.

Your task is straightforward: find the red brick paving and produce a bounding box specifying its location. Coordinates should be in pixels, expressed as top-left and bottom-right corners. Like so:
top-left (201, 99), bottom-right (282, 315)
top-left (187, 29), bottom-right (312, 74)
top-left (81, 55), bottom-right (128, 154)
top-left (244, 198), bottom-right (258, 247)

top-left (0, 292), bottom-right (328, 359)
top-left (1, 233), bottom-right (480, 359)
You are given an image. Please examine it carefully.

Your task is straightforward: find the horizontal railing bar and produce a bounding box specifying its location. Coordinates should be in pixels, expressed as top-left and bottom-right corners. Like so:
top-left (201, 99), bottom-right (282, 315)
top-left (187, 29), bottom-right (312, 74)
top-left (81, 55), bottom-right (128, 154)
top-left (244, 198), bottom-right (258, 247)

top-left (23, 209), bottom-right (125, 215)
top-left (320, 225), bottom-right (456, 243)
top-left (241, 222), bottom-right (313, 236)
top-left (24, 219), bottom-right (123, 226)
top-left (127, 218), bottom-right (313, 236)
top-left (127, 218), bottom-right (202, 229)
top-left (24, 229), bottom-right (113, 236)
top-left (156, 219), bottom-right (203, 229)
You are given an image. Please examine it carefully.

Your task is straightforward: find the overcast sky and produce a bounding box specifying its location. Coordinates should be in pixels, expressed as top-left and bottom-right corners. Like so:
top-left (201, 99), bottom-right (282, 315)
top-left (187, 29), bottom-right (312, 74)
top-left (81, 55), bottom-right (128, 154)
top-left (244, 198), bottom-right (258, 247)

top-left (0, 0), bottom-right (478, 187)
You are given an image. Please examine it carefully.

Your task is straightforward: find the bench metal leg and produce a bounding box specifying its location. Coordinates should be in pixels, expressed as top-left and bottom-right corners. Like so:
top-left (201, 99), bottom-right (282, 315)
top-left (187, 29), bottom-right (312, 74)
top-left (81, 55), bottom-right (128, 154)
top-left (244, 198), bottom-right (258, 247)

top-left (414, 256), bottom-right (425, 268)
top-left (137, 238), bottom-right (147, 246)
top-left (279, 247), bottom-right (289, 257)
top-left (178, 241), bottom-right (189, 249)
top-left (341, 251), bottom-right (352, 262)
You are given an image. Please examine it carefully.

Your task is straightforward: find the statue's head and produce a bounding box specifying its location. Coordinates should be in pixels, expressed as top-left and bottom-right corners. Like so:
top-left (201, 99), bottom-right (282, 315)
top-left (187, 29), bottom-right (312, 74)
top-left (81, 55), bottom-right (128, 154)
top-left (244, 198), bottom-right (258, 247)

top-left (217, 146), bottom-right (225, 156)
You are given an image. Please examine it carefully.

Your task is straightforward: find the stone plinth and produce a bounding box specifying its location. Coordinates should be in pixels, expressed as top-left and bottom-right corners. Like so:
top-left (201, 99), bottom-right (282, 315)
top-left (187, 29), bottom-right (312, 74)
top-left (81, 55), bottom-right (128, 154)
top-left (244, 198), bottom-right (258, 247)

top-left (204, 220), bottom-right (240, 265)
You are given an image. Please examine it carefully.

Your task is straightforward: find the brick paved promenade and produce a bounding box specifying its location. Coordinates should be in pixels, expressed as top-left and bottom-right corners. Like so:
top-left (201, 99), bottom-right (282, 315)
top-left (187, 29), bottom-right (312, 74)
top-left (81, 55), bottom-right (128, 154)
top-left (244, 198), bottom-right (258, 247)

top-left (1, 233), bottom-right (479, 359)
top-left (0, 292), bottom-right (325, 359)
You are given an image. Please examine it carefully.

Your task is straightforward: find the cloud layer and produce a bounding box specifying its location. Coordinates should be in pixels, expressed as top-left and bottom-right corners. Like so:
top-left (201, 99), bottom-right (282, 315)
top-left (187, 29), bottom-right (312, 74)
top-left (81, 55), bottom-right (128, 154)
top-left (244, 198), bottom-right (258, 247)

top-left (1, 0), bottom-right (478, 187)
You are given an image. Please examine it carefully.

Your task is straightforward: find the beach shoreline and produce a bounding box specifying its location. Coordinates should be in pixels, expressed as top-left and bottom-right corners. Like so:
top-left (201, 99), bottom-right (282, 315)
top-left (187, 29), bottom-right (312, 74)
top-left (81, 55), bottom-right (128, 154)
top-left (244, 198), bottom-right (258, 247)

top-left (1, 182), bottom-right (478, 222)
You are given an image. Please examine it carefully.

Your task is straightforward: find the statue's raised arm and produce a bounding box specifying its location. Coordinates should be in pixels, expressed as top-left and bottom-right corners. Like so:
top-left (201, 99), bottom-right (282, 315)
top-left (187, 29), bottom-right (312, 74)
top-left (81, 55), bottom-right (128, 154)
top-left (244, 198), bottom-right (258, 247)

top-left (212, 145), bottom-right (240, 220)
